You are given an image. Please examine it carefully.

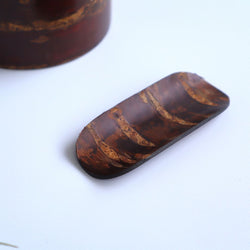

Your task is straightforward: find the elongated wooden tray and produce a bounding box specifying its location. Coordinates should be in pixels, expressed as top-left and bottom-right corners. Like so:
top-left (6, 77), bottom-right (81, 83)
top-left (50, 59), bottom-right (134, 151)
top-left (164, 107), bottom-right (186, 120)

top-left (0, 0), bottom-right (110, 69)
top-left (76, 72), bottom-right (229, 179)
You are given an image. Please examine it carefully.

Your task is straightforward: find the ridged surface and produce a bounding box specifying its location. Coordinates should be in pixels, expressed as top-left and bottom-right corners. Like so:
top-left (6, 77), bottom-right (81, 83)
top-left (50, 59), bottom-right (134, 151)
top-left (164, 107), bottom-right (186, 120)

top-left (0, 0), bottom-right (110, 69)
top-left (76, 72), bottom-right (230, 179)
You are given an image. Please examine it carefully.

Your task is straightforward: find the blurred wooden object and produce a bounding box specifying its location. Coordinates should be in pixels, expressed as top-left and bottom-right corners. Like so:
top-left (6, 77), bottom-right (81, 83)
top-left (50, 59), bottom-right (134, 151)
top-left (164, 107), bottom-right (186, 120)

top-left (0, 0), bottom-right (111, 69)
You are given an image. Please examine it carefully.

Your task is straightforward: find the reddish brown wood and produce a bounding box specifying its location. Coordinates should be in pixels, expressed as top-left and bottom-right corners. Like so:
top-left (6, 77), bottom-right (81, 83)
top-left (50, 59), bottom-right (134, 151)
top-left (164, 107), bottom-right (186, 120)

top-left (76, 72), bottom-right (230, 179)
top-left (0, 0), bottom-right (111, 69)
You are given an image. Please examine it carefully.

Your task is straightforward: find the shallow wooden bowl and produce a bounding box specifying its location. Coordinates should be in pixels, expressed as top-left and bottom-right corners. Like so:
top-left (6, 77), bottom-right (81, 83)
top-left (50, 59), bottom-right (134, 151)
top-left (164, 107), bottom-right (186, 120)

top-left (76, 72), bottom-right (230, 179)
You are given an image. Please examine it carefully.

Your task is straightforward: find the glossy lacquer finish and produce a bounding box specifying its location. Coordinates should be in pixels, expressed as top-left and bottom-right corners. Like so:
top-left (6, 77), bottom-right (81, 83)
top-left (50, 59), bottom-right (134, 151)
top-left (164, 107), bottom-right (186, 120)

top-left (0, 0), bottom-right (111, 69)
top-left (76, 72), bottom-right (230, 179)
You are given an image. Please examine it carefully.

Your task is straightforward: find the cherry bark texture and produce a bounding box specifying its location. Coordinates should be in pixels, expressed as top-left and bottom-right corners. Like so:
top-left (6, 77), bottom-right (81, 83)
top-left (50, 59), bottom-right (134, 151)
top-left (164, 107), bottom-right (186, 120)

top-left (76, 72), bottom-right (230, 179)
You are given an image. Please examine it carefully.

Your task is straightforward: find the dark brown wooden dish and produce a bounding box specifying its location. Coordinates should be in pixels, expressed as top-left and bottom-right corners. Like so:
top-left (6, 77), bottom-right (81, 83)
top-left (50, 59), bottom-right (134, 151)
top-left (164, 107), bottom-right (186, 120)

top-left (0, 0), bottom-right (111, 69)
top-left (76, 72), bottom-right (230, 179)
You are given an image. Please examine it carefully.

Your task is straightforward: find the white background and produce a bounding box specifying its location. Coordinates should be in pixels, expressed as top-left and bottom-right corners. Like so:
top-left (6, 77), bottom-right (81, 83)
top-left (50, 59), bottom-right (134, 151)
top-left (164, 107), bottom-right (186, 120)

top-left (0, 0), bottom-right (249, 249)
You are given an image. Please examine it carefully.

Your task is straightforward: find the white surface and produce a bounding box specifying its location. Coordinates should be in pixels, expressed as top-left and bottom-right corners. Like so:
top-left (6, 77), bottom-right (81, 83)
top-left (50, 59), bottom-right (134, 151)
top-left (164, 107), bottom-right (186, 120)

top-left (0, 0), bottom-right (249, 249)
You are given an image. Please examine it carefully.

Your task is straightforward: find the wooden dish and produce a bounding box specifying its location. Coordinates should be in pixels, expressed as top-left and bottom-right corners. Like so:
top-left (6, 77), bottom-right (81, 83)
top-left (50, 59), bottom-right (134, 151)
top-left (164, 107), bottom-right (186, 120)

top-left (76, 72), bottom-right (230, 179)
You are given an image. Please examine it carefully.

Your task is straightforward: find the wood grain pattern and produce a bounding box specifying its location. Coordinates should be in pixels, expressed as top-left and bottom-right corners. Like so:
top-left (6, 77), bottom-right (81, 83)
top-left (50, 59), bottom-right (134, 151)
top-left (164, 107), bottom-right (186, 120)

top-left (0, 0), bottom-right (110, 69)
top-left (76, 72), bottom-right (230, 179)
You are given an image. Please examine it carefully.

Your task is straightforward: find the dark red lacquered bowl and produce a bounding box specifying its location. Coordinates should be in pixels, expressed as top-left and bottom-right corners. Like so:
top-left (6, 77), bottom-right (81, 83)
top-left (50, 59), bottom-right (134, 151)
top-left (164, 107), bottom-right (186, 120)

top-left (0, 0), bottom-right (111, 69)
